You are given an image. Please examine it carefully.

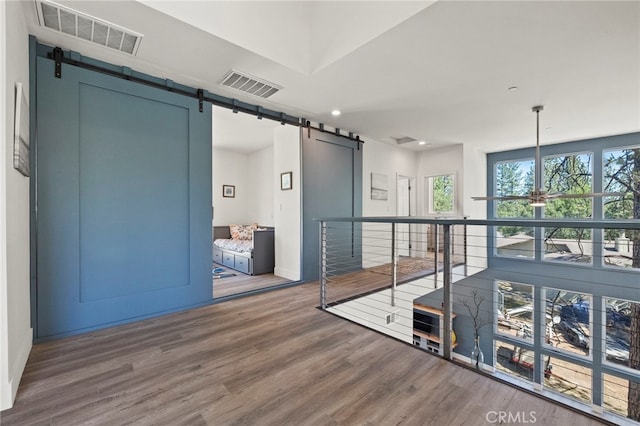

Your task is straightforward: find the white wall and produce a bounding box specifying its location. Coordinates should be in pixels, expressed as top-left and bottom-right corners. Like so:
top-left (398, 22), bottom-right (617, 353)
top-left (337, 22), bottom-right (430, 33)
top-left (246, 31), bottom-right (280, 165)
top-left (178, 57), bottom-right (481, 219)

top-left (461, 144), bottom-right (487, 220)
top-left (362, 138), bottom-right (418, 217)
top-left (1, 1), bottom-right (32, 410)
top-left (273, 125), bottom-right (301, 281)
top-left (212, 147), bottom-right (274, 227)
top-left (361, 138), bottom-right (418, 267)
top-left (462, 144), bottom-right (488, 273)
top-left (416, 144), bottom-right (464, 217)
top-left (247, 145), bottom-right (274, 226)
top-left (212, 148), bottom-right (251, 226)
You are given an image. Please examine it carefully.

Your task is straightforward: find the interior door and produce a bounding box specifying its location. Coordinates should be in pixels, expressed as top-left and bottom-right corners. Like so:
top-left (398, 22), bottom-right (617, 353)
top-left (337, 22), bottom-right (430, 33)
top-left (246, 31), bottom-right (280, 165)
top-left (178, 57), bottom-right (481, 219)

top-left (35, 57), bottom-right (212, 339)
top-left (301, 129), bottom-right (362, 282)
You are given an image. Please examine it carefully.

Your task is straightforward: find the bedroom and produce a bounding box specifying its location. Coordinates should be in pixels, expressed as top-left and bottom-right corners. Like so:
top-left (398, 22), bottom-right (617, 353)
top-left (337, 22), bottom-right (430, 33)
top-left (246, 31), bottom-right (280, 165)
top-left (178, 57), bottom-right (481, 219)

top-left (211, 106), bottom-right (301, 298)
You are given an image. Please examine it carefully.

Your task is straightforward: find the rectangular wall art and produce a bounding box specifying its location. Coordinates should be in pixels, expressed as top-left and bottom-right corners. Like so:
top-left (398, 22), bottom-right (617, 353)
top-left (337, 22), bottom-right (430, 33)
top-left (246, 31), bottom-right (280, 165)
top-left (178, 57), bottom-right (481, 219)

top-left (371, 172), bottom-right (388, 200)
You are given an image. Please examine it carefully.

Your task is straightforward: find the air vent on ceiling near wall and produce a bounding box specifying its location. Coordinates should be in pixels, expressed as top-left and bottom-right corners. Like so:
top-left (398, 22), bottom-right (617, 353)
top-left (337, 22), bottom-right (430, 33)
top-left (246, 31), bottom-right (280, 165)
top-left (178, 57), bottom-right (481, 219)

top-left (35, 0), bottom-right (143, 55)
top-left (219, 69), bottom-right (282, 99)
top-left (392, 136), bottom-right (418, 145)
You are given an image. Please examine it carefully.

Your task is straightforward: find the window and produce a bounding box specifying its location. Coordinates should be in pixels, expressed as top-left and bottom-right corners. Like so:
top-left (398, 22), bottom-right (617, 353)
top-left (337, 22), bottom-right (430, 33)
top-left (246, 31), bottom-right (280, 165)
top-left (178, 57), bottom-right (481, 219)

top-left (544, 356), bottom-right (592, 405)
top-left (603, 297), bottom-right (636, 370)
top-left (603, 146), bottom-right (639, 220)
top-left (495, 159), bottom-right (534, 220)
top-left (603, 146), bottom-right (639, 270)
top-left (494, 159), bottom-right (534, 258)
top-left (495, 340), bottom-right (535, 382)
top-left (496, 281), bottom-right (533, 343)
top-left (540, 152), bottom-right (594, 265)
top-left (544, 288), bottom-right (592, 359)
top-left (603, 373), bottom-right (631, 418)
top-left (543, 152), bottom-right (593, 219)
top-left (543, 227), bottom-right (592, 264)
top-left (426, 174), bottom-right (454, 214)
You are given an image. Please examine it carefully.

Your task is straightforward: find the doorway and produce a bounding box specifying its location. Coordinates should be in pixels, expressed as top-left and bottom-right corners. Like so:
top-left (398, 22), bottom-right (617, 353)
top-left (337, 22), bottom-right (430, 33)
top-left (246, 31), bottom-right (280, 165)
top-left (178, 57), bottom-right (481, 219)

top-left (211, 107), bottom-right (300, 298)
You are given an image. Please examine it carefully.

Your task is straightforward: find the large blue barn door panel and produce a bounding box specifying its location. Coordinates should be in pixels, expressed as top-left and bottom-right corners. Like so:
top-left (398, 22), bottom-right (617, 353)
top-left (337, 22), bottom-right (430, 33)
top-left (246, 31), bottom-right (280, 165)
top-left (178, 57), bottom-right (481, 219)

top-left (36, 57), bottom-right (212, 339)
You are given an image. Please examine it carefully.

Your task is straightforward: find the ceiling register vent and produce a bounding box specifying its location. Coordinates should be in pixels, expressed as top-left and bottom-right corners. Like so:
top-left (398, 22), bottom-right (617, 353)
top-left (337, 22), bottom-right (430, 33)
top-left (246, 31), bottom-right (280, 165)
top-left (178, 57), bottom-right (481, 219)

top-left (35, 0), bottom-right (143, 55)
top-left (219, 69), bottom-right (282, 99)
top-left (392, 136), bottom-right (417, 145)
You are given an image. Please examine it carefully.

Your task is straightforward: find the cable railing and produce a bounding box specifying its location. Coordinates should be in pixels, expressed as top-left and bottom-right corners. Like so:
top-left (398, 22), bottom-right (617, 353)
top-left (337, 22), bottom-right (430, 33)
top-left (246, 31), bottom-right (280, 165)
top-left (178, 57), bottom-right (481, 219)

top-left (318, 216), bottom-right (640, 425)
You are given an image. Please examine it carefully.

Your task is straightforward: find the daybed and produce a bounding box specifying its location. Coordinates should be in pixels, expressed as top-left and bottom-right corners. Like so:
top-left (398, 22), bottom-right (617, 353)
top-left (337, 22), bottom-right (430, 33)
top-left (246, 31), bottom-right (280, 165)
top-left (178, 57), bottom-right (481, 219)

top-left (213, 225), bottom-right (275, 275)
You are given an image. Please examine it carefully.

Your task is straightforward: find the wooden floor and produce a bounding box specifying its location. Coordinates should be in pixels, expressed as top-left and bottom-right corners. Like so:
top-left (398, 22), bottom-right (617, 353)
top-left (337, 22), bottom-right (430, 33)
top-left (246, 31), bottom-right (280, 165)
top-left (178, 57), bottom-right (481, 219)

top-left (1, 283), bottom-right (607, 426)
top-left (212, 268), bottom-right (292, 299)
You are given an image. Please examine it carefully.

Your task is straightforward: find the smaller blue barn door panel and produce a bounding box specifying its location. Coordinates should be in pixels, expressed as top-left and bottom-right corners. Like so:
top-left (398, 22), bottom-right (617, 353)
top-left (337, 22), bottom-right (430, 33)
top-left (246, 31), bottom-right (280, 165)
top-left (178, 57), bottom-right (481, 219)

top-left (36, 57), bottom-right (212, 339)
top-left (301, 129), bottom-right (362, 282)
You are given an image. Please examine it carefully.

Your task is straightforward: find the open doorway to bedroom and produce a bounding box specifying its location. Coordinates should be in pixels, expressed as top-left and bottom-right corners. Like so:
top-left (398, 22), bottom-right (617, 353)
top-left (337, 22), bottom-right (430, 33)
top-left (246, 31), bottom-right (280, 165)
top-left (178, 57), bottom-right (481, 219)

top-left (211, 106), bottom-right (301, 299)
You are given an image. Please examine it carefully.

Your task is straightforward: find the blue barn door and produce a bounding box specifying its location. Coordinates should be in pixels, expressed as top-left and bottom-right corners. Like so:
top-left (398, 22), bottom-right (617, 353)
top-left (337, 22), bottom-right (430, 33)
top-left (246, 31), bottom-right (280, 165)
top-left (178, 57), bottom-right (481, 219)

top-left (301, 129), bottom-right (363, 282)
top-left (35, 56), bottom-right (212, 339)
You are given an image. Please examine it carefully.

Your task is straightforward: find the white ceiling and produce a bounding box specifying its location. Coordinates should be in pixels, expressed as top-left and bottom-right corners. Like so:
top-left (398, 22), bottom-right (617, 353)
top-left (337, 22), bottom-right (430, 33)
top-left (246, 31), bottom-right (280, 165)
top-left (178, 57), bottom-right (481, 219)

top-left (212, 106), bottom-right (282, 154)
top-left (22, 1), bottom-right (640, 153)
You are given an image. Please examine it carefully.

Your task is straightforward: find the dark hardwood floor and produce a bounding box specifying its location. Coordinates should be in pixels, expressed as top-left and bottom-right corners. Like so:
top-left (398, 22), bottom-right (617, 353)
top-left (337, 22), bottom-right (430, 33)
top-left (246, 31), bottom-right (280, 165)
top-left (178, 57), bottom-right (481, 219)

top-left (1, 282), bottom-right (606, 425)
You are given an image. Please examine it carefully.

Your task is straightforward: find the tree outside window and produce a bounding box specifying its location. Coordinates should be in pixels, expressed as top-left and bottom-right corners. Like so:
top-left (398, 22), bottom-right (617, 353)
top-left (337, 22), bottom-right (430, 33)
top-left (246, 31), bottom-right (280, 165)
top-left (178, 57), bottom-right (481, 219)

top-left (427, 174), bottom-right (454, 214)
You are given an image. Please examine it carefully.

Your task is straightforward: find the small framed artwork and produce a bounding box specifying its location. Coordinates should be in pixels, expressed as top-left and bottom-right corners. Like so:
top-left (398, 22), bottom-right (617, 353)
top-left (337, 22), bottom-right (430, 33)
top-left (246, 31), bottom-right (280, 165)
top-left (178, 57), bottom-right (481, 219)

top-left (223, 185), bottom-right (235, 198)
top-left (281, 171), bottom-right (293, 190)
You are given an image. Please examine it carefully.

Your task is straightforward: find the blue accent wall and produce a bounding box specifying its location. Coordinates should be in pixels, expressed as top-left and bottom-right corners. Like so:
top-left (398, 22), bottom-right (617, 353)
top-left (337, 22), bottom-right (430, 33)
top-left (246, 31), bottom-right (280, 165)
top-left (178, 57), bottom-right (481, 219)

top-left (35, 56), bottom-right (212, 339)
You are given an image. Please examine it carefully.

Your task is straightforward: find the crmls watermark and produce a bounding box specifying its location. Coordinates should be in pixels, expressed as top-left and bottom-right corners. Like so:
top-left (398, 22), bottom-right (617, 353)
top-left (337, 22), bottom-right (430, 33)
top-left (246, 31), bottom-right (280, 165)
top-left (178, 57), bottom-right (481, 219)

top-left (485, 411), bottom-right (537, 424)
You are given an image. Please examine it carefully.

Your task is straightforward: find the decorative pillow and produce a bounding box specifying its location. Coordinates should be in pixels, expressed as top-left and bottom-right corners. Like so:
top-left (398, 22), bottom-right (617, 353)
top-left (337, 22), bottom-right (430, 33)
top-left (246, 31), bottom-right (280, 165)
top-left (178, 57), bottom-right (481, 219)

top-left (229, 224), bottom-right (256, 240)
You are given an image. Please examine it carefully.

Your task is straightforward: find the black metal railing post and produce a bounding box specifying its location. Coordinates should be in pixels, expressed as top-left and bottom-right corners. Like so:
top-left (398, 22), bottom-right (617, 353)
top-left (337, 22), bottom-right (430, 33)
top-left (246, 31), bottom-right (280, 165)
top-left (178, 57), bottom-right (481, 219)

top-left (320, 221), bottom-right (327, 309)
top-left (442, 224), bottom-right (452, 360)
top-left (391, 222), bottom-right (397, 307)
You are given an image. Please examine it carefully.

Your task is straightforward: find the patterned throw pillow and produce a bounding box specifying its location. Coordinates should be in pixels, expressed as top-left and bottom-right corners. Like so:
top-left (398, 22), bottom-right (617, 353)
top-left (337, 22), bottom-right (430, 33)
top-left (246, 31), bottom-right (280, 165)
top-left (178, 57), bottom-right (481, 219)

top-left (229, 224), bottom-right (257, 240)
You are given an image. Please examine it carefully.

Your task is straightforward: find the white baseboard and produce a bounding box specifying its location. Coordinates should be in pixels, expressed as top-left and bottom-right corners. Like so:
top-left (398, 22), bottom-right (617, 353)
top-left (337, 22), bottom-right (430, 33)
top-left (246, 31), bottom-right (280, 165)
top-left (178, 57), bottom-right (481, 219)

top-left (0, 327), bottom-right (32, 410)
top-left (274, 267), bottom-right (300, 282)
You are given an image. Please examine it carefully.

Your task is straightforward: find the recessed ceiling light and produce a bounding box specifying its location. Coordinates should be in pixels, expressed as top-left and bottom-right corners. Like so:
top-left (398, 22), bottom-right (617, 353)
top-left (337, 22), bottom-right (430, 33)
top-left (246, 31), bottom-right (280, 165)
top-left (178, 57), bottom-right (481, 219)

top-left (418, 141), bottom-right (426, 145)
top-left (507, 86), bottom-right (518, 91)
top-left (331, 110), bottom-right (341, 116)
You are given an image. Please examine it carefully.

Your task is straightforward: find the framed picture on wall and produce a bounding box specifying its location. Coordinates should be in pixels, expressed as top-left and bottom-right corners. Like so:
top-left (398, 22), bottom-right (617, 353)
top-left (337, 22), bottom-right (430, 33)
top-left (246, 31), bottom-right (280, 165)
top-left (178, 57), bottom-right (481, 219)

top-left (281, 171), bottom-right (293, 190)
top-left (371, 172), bottom-right (388, 200)
top-left (223, 184), bottom-right (235, 198)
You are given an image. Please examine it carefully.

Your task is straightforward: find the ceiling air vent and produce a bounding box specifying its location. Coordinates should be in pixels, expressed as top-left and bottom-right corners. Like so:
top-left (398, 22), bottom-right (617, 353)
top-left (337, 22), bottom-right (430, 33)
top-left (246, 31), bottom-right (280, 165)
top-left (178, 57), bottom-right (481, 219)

top-left (35, 0), bottom-right (143, 55)
top-left (219, 69), bottom-right (282, 99)
top-left (392, 136), bottom-right (417, 145)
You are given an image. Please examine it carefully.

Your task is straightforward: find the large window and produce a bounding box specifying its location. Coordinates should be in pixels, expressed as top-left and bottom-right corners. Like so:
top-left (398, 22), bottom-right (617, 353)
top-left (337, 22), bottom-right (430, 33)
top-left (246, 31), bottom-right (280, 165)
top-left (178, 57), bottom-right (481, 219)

top-left (544, 357), bottom-right (592, 406)
top-left (491, 141), bottom-right (638, 268)
top-left (603, 146), bottom-right (640, 270)
top-left (496, 281), bottom-right (533, 343)
top-left (603, 147), bottom-right (639, 220)
top-left (494, 159), bottom-right (534, 258)
top-left (488, 136), bottom-right (639, 422)
top-left (542, 153), bottom-right (594, 265)
top-left (604, 297), bottom-right (633, 369)
top-left (544, 288), bottom-right (592, 359)
top-left (543, 152), bottom-right (593, 219)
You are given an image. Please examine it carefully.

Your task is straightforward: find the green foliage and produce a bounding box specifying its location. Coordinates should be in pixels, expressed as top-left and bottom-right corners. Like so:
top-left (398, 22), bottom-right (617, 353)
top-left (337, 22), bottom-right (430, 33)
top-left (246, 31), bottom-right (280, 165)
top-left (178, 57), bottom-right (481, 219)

top-left (432, 175), bottom-right (454, 213)
top-left (544, 154), bottom-right (593, 221)
top-left (495, 160), bottom-right (533, 237)
top-left (494, 149), bottom-right (638, 240)
top-left (603, 148), bottom-right (639, 240)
